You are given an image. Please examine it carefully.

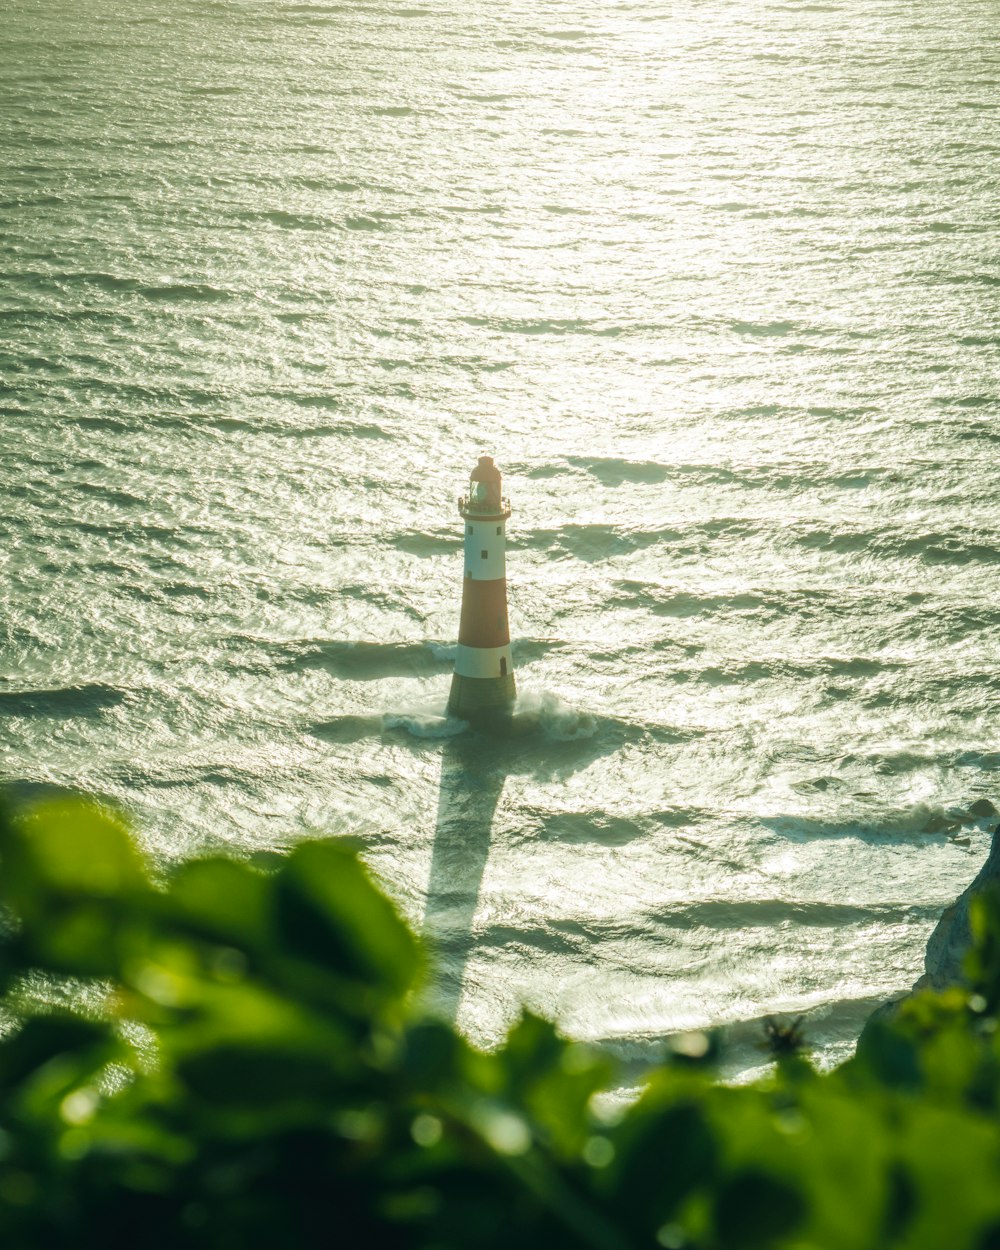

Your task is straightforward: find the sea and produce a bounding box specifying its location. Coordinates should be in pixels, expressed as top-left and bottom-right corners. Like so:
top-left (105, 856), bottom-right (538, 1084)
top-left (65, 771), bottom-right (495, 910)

top-left (2, 0), bottom-right (999, 1083)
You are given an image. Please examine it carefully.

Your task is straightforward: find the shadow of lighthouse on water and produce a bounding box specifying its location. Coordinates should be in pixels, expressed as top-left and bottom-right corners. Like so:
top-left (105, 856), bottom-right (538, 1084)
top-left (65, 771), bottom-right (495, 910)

top-left (420, 698), bottom-right (631, 1026)
top-left (422, 730), bottom-right (508, 1023)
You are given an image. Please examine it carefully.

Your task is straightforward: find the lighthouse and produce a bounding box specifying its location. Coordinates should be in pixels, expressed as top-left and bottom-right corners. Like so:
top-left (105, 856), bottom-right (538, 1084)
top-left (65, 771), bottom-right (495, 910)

top-left (448, 454), bottom-right (516, 720)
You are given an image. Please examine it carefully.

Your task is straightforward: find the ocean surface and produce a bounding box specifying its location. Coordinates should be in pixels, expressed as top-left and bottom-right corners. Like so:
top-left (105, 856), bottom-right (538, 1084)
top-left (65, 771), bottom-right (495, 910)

top-left (2, 0), bottom-right (999, 1081)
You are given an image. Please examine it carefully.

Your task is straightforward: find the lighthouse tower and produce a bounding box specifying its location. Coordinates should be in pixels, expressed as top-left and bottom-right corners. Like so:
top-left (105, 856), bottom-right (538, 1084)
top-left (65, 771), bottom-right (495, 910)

top-left (448, 454), bottom-right (516, 720)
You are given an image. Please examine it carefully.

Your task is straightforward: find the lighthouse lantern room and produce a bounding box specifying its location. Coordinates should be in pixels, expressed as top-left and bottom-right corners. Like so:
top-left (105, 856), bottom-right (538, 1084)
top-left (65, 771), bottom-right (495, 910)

top-left (448, 454), bottom-right (516, 719)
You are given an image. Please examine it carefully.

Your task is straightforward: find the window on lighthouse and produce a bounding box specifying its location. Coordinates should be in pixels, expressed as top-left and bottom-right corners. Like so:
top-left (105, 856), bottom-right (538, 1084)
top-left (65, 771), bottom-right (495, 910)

top-left (481, 549), bottom-right (488, 559)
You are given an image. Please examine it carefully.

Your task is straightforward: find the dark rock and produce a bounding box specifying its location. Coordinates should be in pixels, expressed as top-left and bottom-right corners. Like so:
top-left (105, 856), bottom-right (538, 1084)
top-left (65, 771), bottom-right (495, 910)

top-left (860, 823), bottom-right (1000, 1040)
top-left (969, 798), bottom-right (997, 819)
top-left (919, 822), bottom-right (1000, 991)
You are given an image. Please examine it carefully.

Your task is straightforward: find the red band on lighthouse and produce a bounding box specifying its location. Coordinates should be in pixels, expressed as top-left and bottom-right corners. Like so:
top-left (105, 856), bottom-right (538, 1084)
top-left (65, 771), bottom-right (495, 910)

top-left (448, 455), bottom-right (516, 719)
top-left (458, 578), bottom-right (510, 649)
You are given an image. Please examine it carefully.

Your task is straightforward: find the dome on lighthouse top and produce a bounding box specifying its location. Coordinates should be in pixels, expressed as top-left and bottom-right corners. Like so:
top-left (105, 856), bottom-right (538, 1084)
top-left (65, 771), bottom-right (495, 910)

top-left (458, 454), bottom-right (511, 520)
top-left (470, 454), bottom-right (501, 486)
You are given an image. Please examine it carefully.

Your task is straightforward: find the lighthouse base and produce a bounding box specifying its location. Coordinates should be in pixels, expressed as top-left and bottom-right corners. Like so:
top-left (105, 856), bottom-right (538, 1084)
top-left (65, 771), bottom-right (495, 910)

top-left (448, 672), bottom-right (516, 722)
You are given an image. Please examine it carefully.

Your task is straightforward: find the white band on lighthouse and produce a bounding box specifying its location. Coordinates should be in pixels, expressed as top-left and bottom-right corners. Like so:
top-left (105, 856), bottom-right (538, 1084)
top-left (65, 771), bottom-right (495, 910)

top-left (454, 643), bottom-right (513, 680)
top-left (463, 519), bottom-right (507, 582)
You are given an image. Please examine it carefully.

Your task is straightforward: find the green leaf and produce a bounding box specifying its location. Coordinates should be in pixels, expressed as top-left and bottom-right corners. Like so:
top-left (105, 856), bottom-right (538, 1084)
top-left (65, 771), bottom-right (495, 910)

top-left (0, 1014), bottom-right (112, 1090)
top-left (176, 1044), bottom-right (346, 1110)
top-left (794, 1081), bottom-right (892, 1248)
top-left (853, 1018), bottom-right (922, 1091)
top-left (166, 857), bottom-right (273, 952)
top-left (896, 1104), bottom-right (1000, 1249)
top-left (497, 1014), bottom-right (612, 1158)
top-left (712, 1169), bottom-right (805, 1250)
top-left (3, 797), bottom-right (147, 904)
top-left (272, 841), bottom-right (420, 1001)
top-left (611, 1096), bottom-right (718, 1231)
top-left (402, 1021), bottom-right (467, 1091)
top-left (0, 798), bottom-right (150, 977)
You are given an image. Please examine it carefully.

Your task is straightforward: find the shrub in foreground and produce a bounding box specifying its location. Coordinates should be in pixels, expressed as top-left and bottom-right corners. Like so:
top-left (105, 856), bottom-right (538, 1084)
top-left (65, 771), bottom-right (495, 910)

top-left (1, 796), bottom-right (1000, 1249)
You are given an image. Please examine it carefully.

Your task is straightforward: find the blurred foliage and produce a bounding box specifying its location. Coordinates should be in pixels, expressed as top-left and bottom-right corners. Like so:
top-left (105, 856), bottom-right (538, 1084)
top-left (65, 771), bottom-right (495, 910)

top-left (3, 797), bottom-right (1000, 1248)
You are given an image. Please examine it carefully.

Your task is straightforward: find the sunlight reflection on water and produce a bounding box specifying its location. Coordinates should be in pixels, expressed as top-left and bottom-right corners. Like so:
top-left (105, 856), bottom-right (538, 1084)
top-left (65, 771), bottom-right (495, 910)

top-left (2, 0), bottom-right (998, 1075)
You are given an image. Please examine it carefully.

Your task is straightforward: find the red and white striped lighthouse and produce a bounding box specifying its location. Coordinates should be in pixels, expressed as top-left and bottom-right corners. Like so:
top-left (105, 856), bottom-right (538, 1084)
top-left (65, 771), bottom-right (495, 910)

top-left (448, 454), bottom-right (516, 719)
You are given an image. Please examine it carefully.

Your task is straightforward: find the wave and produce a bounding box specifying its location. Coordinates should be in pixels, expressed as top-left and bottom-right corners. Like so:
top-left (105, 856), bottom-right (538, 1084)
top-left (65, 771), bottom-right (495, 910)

top-left (566, 456), bottom-right (670, 485)
top-left (458, 314), bottom-right (666, 338)
top-left (525, 522), bottom-right (688, 562)
top-left (308, 713), bottom-right (388, 743)
top-left (72, 480), bottom-right (147, 509)
top-left (128, 409), bottom-right (392, 442)
top-left (759, 800), bottom-right (993, 840)
top-left (522, 810), bottom-right (648, 846)
top-left (179, 84), bottom-right (243, 97)
top-left (955, 424), bottom-right (1000, 445)
top-left (957, 751), bottom-right (1000, 772)
top-left (561, 457), bottom-right (828, 491)
top-left (259, 390), bottom-right (342, 411)
top-left (895, 532), bottom-right (1000, 565)
top-left (504, 690), bottom-right (682, 750)
top-left (515, 800), bottom-right (705, 850)
top-left (280, 639), bottom-right (452, 680)
top-left (794, 525), bottom-right (1000, 565)
top-left (342, 215), bottom-right (392, 232)
top-left (72, 520), bottom-right (203, 549)
top-left (533, 901), bottom-right (942, 966)
top-left (0, 683), bottom-right (127, 718)
top-left (659, 654), bottom-right (905, 685)
top-left (391, 530), bottom-right (455, 557)
top-left (41, 272), bottom-right (238, 302)
top-left (611, 580), bottom-right (786, 619)
top-left (382, 712), bottom-right (466, 740)
top-left (513, 688), bottom-right (599, 741)
top-left (730, 318), bottom-right (797, 336)
top-left (309, 707), bottom-right (465, 744)
top-left (643, 898), bottom-right (945, 933)
top-left (251, 209), bottom-right (332, 231)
